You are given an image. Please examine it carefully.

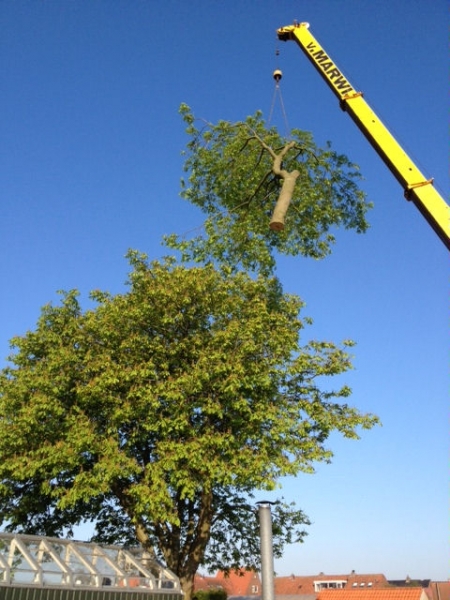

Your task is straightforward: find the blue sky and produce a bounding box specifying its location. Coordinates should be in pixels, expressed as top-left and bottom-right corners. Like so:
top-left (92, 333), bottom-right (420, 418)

top-left (1, 0), bottom-right (448, 582)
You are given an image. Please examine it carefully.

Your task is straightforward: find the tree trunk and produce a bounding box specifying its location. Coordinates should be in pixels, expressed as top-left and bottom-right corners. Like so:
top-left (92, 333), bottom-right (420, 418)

top-left (135, 521), bottom-right (156, 556)
top-left (151, 490), bottom-right (214, 600)
top-left (270, 170), bottom-right (300, 230)
top-left (180, 572), bottom-right (196, 600)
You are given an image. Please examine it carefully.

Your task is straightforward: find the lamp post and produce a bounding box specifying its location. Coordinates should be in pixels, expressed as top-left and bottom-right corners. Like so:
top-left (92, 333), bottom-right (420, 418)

top-left (257, 501), bottom-right (275, 600)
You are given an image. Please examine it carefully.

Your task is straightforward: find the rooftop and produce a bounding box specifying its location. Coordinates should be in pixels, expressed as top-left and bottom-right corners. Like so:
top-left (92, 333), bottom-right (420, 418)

top-left (275, 574), bottom-right (389, 595)
top-left (317, 588), bottom-right (428, 600)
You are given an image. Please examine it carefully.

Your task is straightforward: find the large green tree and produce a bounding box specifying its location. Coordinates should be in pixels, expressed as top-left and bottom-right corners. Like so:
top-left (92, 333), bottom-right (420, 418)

top-left (0, 252), bottom-right (378, 598)
top-left (165, 105), bottom-right (371, 276)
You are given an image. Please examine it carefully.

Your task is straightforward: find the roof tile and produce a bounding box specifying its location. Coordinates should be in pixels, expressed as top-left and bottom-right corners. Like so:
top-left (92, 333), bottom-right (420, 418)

top-left (317, 588), bottom-right (427, 600)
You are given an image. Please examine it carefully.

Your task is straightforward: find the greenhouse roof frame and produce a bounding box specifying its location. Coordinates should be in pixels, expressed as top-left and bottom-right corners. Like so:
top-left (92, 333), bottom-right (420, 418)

top-left (0, 532), bottom-right (181, 594)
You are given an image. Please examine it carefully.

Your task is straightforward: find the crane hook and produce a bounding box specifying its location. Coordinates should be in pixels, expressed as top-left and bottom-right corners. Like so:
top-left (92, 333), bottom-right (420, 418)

top-left (273, 69), bottom-right (283, 83)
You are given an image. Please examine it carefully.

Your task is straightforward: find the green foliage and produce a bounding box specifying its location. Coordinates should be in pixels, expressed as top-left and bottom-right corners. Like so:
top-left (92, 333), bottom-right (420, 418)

top-left (165, 105), bottom-right (372, 276)
top-left (194, 588), bottom-right (227, 600)
top-left (0, 251), bottom-right (378, 590)
top-left (0, 107), bottom-right (376, 599)
top-left (204, 494), bottom-right (310, 573)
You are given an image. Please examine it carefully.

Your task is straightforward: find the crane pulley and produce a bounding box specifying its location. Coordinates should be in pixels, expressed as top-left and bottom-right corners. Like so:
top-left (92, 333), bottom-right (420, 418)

top-left (273, 69), bottom-right (282, 83)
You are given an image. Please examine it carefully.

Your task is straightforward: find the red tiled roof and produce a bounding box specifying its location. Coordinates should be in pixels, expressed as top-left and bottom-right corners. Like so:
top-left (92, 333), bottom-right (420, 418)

top-left (196, 572), bottom-right (435, 600)
top-left (275, 574), bottom-right (388, 595)
top-left (215, 570), bottom-right (261, 596)
top-left (195, 570), bottom-right (261, 596)
top-left (317, 588), bottom-right (427, 600)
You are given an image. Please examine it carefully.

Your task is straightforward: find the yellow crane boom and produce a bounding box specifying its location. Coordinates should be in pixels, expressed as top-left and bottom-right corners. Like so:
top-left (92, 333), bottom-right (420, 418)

top-left (277, 22), bottom-right (450, 250)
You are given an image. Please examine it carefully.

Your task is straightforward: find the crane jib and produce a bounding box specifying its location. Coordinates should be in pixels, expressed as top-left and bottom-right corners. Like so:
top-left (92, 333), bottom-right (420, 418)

top-left (280, 22), bottom-right (450, 249)
top-left (306, 42), bottom-right (354, 96)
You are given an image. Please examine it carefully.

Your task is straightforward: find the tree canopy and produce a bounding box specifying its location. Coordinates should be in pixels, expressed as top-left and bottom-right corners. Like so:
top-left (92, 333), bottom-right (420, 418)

top-left (0, 107), bottom-right (378, 598)
top-left (165, 105), bottom-right (372, 276)
top-left (0, 252), bottom-right (378, 598)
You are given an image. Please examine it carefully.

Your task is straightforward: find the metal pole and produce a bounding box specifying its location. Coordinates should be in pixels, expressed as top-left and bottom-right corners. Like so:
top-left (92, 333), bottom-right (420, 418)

top-left (257, 502), bottom-right (275, 600)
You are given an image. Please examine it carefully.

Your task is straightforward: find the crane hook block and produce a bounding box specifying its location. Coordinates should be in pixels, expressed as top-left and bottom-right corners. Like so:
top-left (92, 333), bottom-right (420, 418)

top-left (273, 69), bottom-right (283, 82)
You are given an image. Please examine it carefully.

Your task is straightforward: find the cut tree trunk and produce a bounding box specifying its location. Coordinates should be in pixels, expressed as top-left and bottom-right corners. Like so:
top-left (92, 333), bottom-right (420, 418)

top-left (250, 136), bottom-right (300, 232)
top-left (270, 170), bottom-right (300, 231)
